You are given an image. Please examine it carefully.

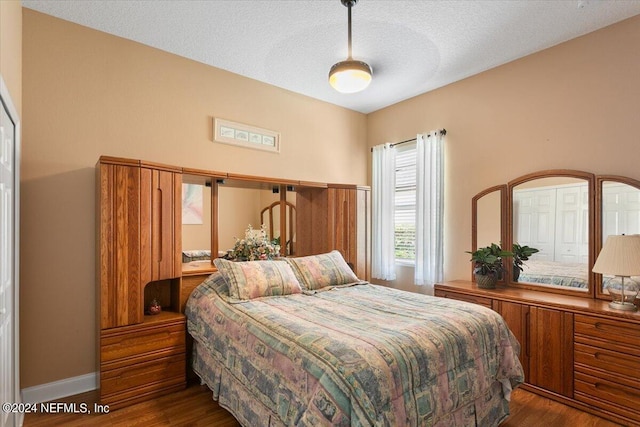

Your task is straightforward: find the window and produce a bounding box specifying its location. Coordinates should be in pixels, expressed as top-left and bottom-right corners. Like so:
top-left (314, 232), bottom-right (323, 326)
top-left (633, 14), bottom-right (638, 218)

top-left (394, 143), bottom-right (417, 263)
top-left (372, 131), bottom-right (445, 283)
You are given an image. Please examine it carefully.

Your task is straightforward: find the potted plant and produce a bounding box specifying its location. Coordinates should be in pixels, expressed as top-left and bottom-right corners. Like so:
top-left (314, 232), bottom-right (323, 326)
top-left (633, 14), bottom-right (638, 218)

top-left (467, 243), bottom-right (513, 289)
top-left (512, 243), bottom-right (539, 281)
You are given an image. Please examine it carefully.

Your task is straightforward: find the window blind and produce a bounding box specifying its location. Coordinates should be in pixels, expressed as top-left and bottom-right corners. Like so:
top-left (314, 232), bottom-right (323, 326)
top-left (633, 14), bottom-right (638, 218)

top-left (395, 143), bottom-right (416, 261)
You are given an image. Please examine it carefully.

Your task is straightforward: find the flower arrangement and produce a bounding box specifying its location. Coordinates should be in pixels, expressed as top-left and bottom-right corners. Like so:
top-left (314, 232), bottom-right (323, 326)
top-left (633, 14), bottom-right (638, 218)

top-left (230, 224), bottom-right (280, 261)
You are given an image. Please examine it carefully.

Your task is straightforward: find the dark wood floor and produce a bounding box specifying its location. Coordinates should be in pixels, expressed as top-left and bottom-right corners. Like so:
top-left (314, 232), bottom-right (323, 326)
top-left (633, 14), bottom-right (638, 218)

top-left (24, 385), bottom-right (620, 426)
top-left (502, 388), bottom-right (620, 427)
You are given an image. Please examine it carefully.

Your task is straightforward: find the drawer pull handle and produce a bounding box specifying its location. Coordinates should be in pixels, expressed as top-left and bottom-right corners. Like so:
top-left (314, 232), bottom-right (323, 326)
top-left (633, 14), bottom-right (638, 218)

top-left (594, 321), bottom-right (637, 335)
top-left (525, 311), bottom-right (530, 358)
top-left (590, 351), bottom-right (640, 371)
top-left (593, 352), bottom-right (616, 364)
top-left (118, 364), bottom-right (172, 380)
top-left (116, 331), bottom-right (173, 345)
top-left (595, 382), bottom-right (640, 399)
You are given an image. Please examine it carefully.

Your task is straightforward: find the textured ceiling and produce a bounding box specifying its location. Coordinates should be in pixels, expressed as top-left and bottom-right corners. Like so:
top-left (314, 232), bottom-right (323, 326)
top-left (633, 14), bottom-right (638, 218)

top-left (22, 0), bottom-right (640, 114)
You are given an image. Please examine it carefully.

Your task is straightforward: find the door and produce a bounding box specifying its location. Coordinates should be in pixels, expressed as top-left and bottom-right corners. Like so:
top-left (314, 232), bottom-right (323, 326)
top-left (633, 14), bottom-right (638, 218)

top-left (327, 186), bottom-right (369, 280)
top-left (0, 76), bottom-right (20, 427)
top-left (328, 187), bottom-right (361, 274)
top-left (555, 185), bottom-right (589, 263)
top-left (98, 163), bottom-right (144, 328)
top-left (513, 187), bottom-right (556, 261)
top-left (529, 306), bottom-right (574, 397)
top-left (602, 182), bottom-right (640, 236)
top-left (143, 168), bottom-right (181, 282)
top-left (327, 187), bottom-right (353, 263)
top-left (493, 300), bottom-right (529, 380)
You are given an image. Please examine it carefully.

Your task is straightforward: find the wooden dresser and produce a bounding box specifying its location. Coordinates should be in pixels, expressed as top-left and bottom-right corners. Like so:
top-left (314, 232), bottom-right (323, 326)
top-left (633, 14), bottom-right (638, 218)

top-left (435, 280), bottom-right (640, 426)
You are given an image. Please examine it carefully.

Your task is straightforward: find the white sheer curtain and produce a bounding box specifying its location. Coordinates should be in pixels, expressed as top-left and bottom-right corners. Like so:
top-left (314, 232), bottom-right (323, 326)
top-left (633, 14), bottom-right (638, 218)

top-left (371, 143), bottom-right (397, 280)
top-left (415, 131), bottom-right (445, 290)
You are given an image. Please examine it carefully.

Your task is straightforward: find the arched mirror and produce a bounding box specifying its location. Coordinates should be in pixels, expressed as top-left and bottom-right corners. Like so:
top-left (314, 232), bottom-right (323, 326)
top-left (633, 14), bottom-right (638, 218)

top-left (508, 170), bottom-right (594, 295)
top-left (472, 185), bottom-right (507, 283)
top-left (596, 176), bottom-right (640, 300)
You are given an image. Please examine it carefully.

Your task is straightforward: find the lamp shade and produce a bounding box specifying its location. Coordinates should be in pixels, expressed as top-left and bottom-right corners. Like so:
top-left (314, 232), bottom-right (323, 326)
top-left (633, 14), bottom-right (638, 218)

top-left (593, 234), bottom-right (640, 276)
top-left (329, 60), bottom-right (372, 93)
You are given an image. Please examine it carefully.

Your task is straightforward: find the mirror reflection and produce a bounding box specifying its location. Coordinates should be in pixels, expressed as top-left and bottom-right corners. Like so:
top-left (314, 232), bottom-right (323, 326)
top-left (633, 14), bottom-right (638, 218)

top-left (260, 193), bottom-right (296, 256)
top-left (600, 181), bottom-right (640, 294)
top-left (218, 181), bottom-right (297, 258)
top-left (476, 190), bottom-right (502, 249)
top-left (512, 176), bottom-right (589, 292)
top-left (181, 176), bottom-right (213, 268)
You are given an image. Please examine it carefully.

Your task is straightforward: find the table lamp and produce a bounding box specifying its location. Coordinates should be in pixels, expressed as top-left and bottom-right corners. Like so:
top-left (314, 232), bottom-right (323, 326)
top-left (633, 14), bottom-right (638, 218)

top-left (592, 234), bottom-right (640, 312)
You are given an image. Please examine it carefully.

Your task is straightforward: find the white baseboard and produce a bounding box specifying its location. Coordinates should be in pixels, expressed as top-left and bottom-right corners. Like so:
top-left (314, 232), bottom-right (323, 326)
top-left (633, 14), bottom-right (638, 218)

top-left (21, 372), bottom-right (97, 404)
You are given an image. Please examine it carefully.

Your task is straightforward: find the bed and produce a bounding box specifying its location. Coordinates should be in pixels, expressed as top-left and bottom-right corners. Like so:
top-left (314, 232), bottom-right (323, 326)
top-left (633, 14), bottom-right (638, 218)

top-left (517, 259), bottom-right (589, 289)
top-left (186, 251), bottom-right (524, 426)
top-left (182, 249), bottom-right (212, 263)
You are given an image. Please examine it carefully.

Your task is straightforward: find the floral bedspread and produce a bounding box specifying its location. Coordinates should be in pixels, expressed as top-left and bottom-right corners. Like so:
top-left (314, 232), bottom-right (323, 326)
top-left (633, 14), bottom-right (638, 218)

top-left (519, 259), bottom-right (588, 288)
top-left (182, 249), bottom-right (211, 263)
top-left (186, 274), bottom-right (524, 426)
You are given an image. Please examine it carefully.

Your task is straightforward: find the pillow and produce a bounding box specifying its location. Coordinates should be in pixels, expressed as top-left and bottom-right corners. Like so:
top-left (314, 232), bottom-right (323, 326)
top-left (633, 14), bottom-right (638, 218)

top-left (284, 250), bottom-right (361, 291)
top-left (200, 271), bottom-right (229, 297)
top-left (213, 258), bottom-right (302, 302)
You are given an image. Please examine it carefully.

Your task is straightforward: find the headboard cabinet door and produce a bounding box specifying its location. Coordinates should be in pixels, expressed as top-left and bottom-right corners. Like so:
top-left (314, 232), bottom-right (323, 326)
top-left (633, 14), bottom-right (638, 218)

top-left (140, 167), bottom-right (182, 284)
top-left (295, 185), bottom-right (370, 281)
top-left (327, 185), bottom-right (370, 280)
top-left (98, 162), bottom-right (144, 329)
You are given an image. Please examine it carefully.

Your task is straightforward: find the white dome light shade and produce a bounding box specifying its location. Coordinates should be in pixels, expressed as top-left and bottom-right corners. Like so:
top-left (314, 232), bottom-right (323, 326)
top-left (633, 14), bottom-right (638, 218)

top-left (329, 0), bottom-right (372, 94)
top-left (329, 60), bottom-right (372, 93)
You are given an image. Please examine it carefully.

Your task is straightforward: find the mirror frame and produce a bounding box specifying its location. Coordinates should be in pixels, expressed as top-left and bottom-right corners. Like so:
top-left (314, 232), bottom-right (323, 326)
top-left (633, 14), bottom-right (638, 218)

top-left (181, 170), bottom-right (298, 270)
top-left (595, 175), bottom-right (640, 301)
top-left (473, 169), bottom-right (640, 301)
top-left (216, 173), bottom-right (299, 259)
top-left (506, 169), bottom-right (596, 297)
top-left (471, 185), bottom-right (507, 284)
top-left (182, 168), bottom-right (227, 269)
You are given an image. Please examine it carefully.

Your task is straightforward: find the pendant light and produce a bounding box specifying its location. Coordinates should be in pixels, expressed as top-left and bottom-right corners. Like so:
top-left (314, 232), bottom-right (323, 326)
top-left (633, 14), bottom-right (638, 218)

top-left (329, 0), bottom-right (372, 93)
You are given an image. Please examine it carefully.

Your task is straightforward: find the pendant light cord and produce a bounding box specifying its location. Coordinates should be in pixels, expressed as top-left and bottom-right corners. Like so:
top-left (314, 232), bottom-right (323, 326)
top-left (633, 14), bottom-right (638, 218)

top-left (347, 3), bottom-right (353, 59)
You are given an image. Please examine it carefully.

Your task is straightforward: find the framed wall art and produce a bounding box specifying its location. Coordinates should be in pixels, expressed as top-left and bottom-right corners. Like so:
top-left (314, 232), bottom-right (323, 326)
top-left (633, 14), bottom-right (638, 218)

top-left (214, 118), bottom-right (280, 153)
top-left (182, 183), bottom-right (204, 224)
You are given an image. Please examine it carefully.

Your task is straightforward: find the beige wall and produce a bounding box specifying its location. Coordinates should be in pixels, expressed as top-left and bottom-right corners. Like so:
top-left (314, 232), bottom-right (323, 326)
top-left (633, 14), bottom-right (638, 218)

top-left (0, 0), bottom-right (21, 115)
top-left (218, 186), bottom-right (265, 252)
top-left (367, 15), bottom-right (640, 293)
top-left (21, 10), bottom-right (367, 388)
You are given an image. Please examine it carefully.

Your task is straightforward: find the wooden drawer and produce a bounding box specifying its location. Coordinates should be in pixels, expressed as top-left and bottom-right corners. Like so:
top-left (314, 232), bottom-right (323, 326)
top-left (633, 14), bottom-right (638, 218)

top-left (574, 314), bottom-right (640, 350)
top-left (575, 369), bottom-right (640, 423)
top-left (101, 353), bottom-right (185, 397)
top-left (575, 342), bottom-right (640, 380)
top-left (434, 289), bottom-right (492, 308)
top-left (101, 322), bottom-right (185, 364)
top-left (100, 381), bottom-right (185, 411)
